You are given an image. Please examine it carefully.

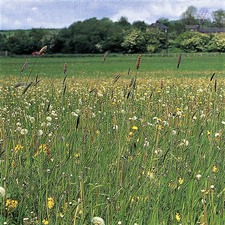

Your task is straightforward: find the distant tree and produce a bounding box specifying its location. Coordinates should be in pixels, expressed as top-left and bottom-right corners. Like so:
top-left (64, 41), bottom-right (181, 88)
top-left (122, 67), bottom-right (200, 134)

top-left (7, 31), bottom-right (32, 54)
top-left (0, 33), bottom-right (7, 51)
top-left (176, 31), bottom-right (210, 52)
top-left (212, 9), bottom-right (225, 27)
top-left (117, 16), bottom-right (132, 30)
top-left (122, 29), bottom-right (147, 53)
top-left (181, 6), bottom-right (198, 25)
top-left (208, 33), bottom-right (225, 52)
top-left (145, 30), bottom-right (168, 53)
top-left (132, 21), bottom-right (148, 32)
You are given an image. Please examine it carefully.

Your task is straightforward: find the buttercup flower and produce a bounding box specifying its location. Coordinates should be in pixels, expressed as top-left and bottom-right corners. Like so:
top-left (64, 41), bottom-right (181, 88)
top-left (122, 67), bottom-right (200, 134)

top-left (47, 197), bottom-right (54, 209)
top-left (6, 199), bottom-right (18, 211)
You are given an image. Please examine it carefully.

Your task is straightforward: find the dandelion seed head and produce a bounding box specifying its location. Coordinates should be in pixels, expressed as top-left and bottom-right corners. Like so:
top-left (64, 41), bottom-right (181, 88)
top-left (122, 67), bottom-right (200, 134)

top-left (37, 129), bottom-right (43, 136)
top-left (20, 128), bottom-right (28, 135)
top-left (46, 116), bottom-right (52, 122)
top-left (0, 186), bottom-right (5, 197)
top-left (91, 217), bottom-right (105, 225)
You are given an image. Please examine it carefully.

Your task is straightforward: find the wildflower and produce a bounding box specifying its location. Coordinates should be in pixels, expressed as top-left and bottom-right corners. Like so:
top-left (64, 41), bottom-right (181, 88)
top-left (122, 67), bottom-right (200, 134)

top-left (91, 217), bottom-right (105, 225)
top-left (172, 130), bottom-right (177, 135)
top-left (35, 144), bottom-right (50, 157)
top-left (42, 219), bottom-right (49, 225)
top-left (0, 187), bottom-right (5, 197)
top-left (175, 212), bottom-right (181, 222)
top-left (132, 126), bottom-right (138, 131)
top-left (196, 174), bottom-right (202, 181)
top-left (71, 112), bottom-right (78, 117)
top-left (147, 171), bottom-right (155, 180)
top-left (180, 139), bottom-right (189, 147)
top-left (37, 129), bottom-right (43, 136)
top-left (29, 117), bottom-right (35, 123)
top-left (215, 132), bottom-right (220, 138)
top-left (47, 197), bottom-right (54, 209)
top-left (178, 177), bottom-right (184, 185)
top-left (14, 144), bottom-right (24, 152)
top-left (212, 165), bottom-right (218, 173)
top-left (154, 148), bottom-right (163, 156)
top-left (20, 128), bottom-right (28, 135)
top-left (6, 199), bottom-right (18, 211)
top-left (210, 185), bottom-right (215, 190)
top-left (46, 116), bottom-right (52, 122)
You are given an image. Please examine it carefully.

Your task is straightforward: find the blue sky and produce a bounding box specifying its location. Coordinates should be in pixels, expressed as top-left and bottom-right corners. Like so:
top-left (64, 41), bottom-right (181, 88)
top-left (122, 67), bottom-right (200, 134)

top-left (0, 0), bottom-right (225, 30)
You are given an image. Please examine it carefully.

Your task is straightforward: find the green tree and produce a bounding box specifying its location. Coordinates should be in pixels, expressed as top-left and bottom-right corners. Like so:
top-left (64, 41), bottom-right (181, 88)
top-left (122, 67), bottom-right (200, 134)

top-left (212, 9), bottom-right (225, 28)
top-left (132, 21), bottom-right (147, 32)
top-left (181, 6), bottom-right (198, 25)
top-left (176, 31), bottom-right (210, 52)
top-left (0, 33), bottom-right (7, 51)
top-left (145, 30), bottom-right (168, 53)
top-left (6, 31), bottom-right (32, 54)
top-left (121, 29), bottom-right (147, 53)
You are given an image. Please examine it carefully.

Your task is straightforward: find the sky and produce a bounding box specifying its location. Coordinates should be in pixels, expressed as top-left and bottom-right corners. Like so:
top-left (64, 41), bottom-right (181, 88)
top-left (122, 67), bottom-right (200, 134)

top-left (0, 0), bottom-right (225, 30)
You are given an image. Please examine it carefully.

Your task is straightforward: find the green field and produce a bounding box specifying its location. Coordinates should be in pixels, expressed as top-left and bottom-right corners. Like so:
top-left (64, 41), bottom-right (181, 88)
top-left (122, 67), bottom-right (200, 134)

top-left (0, 54), bottom-right (225, 224)
top-left (1, 53), bottom-right (225, 79)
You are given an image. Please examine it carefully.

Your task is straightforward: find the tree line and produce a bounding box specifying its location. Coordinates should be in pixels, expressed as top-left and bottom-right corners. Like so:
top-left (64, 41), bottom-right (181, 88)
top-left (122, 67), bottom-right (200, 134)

top-left (0, 6), bottom-right (225, 54)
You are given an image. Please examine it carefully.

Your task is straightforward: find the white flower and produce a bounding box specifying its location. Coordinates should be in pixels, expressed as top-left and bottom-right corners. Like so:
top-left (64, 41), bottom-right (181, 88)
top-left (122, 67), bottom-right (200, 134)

top-left (154, 148), bottom-right (163, 156)
top-left (215, 132), bottom-right (220, 138)
top-left (91, 217), bottom-right (105, 225)
top-left (172, 130), bottom-right (177, 135)
top-left (29, 117), bottom-right (35, 123)
top-left (196, 174), bottom-right (202, 181)
top-left (37, 130), bottom-right (43, 136)
top-left (16, 122), bottom-right (21, 127)
top-left (0, 186), bottom-right (5, 197)
top-left (71, 112), bottom-right (78, 117)
top-left (46, 116), bottom-right (52, 122)
top-left (20, 129), bottom-right (28, 135)
top-left (180, 139), bottom-right (189, 146)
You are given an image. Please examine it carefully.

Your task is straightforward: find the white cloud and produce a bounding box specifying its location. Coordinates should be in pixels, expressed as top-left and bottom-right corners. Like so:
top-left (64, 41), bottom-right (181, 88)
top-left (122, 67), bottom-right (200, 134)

top-left (31, 7), bottom-right (38, 11)
top-left (0, 0), bottom-right (225, 30)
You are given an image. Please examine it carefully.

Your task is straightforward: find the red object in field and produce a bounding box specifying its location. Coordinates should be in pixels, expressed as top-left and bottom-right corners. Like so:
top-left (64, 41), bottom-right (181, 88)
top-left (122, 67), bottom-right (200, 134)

top-left (32, 51), bottom-right (44, 56)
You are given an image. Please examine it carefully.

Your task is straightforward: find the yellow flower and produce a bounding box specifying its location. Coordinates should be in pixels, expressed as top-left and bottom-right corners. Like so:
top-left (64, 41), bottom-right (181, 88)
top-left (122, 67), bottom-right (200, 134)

top-left (42, 219), bottom-right (49, 225)
top-left (6, 199), bottom-right (18, 211)
top-left (178, 177), bottom-right (184, 185)
top-left (175, 212), bottom-right (181, 222)
top-left (212, 165), bottom-right (219, 173)
top-left (129, 131), bottom-right (133, 136)
top-left (74, 153), bottom-right (80, 158)
top-left (14, 144), bottom-right (24, 152)
top-left (47, 197), bottom-right (54, 209)
top-left (132, 126), bottom-right (138, 131)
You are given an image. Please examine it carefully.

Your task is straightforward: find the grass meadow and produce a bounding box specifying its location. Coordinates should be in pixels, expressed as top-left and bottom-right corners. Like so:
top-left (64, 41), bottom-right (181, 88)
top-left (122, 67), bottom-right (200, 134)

top-left (1, 53), bottom-right (225, 225)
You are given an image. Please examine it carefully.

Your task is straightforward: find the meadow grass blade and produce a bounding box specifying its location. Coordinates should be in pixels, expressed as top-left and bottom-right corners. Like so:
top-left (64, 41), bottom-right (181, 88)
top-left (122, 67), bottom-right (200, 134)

top-left (22, 82), bottom-right (33, 94)
top-left (177, 52), bottom-right (182, 68)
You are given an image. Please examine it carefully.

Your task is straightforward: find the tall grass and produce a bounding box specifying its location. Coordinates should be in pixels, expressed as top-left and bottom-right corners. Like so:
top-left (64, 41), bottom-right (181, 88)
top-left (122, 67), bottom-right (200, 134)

top-left (0, 55), bottom-right (225, 224)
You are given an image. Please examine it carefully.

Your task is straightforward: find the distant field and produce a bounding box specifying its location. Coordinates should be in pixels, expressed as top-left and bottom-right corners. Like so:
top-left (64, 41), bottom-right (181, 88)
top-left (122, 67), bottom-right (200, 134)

top-left (0, 54), bottom-right (225, 79)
